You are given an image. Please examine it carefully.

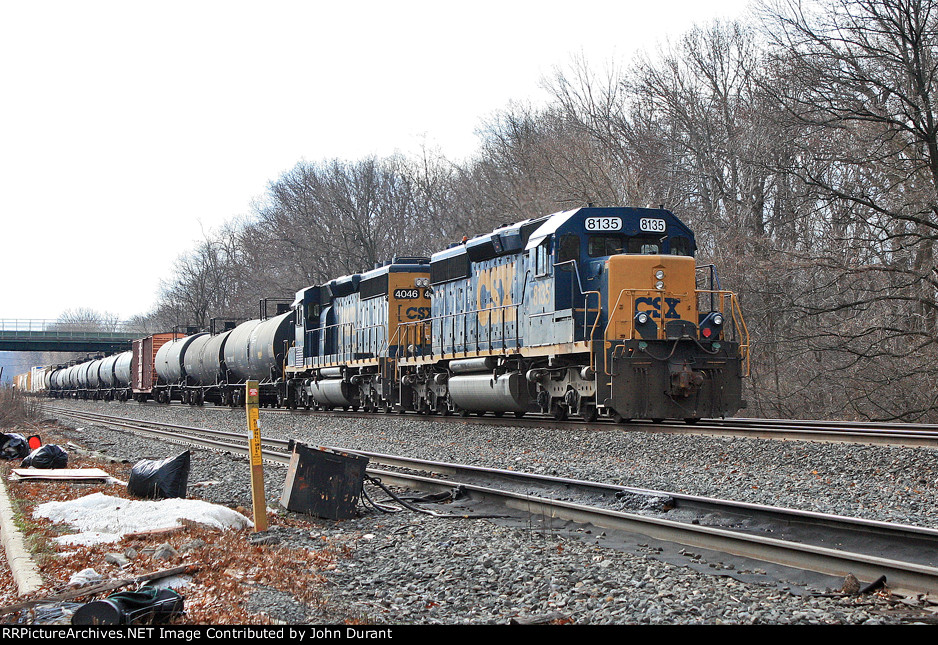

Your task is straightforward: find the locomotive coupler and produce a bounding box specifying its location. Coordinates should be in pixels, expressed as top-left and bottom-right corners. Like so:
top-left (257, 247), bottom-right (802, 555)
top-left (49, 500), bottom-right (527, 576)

top-left (669, 363), bottom-right (704, 398)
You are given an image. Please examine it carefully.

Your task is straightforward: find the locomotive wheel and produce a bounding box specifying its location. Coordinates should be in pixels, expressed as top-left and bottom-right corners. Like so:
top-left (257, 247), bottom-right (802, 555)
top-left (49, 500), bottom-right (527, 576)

top-left (551, 402), bottom-right (567, 421)
top-left (513, 411), bottom-right (526, 418)
top-left (580, 404), bottom-right (598, 423)
top-left (613, 411), bottom-right (631, 424)
top-left (684, 418), bottom-right (700, 425)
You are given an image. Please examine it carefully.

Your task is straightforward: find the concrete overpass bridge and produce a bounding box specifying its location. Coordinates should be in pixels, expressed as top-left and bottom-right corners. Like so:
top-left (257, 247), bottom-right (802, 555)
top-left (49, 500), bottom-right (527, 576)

top-left (0, 319), bottom-right (141, 353)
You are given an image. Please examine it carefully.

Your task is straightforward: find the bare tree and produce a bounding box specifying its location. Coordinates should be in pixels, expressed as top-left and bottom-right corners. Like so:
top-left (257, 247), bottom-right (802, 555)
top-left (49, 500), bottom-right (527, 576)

top-left (751, 0), bottom-right (938, 417)
top-left (52, 307), bottom-right (122, 332)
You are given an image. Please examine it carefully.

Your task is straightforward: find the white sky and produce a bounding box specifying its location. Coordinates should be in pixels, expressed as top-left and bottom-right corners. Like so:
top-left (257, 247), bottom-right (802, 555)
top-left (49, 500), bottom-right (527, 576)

top-left (1, 0), bottom-right (750, 321)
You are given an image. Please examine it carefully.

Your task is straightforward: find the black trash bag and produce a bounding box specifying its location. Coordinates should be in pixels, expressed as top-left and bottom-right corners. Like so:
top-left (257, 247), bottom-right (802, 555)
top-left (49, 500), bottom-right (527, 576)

top-left (0, 433), bottom-right (29, 460)
top-left (127, 451), bottom-right (191, 499)
top-left (71, 586), bottom-right (184, 625)
top-left (21, 444), bottom-right (68, 469)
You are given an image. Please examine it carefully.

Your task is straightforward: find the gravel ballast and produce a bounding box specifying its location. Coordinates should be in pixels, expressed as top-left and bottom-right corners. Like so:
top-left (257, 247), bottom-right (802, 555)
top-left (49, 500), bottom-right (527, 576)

top-left (33, 399), bottom-right (938, 625)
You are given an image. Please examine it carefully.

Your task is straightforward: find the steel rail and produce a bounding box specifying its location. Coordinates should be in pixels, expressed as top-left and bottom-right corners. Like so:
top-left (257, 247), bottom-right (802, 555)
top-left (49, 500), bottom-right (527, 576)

top-left (182, 399), bottom-right (938, 444)
top-left (44, 404), bottom-right (938, 596)
top-left (48, 405), bottom-right (938, 552)
top-left (366, 467), bottom-right (938, 597)
top-left (248, 405), bottom-right (938, 448)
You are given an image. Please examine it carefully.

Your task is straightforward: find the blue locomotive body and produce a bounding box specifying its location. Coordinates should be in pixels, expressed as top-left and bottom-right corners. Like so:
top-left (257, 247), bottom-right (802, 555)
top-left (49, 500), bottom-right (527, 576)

top-left (395, 206), bottom-right (746, 421)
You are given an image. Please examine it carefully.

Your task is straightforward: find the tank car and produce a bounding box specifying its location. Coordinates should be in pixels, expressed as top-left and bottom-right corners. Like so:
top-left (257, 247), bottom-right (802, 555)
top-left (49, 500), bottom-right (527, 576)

top-left (150, 312), bottom-right (295, 407)
top-left (152, 332), bottom-right (208, 403)
top-left (394, 206), bottom-right (749, 422)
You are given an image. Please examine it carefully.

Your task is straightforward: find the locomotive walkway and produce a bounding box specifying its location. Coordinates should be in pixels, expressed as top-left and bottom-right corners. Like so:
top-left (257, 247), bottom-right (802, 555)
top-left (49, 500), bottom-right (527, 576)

top-left (0, 319), bottom-right (140, 352)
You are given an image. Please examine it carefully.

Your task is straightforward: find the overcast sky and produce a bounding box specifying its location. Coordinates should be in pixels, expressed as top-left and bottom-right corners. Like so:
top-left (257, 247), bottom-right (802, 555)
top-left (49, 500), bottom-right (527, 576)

top-left (1, 0), bottom-right (750, 322)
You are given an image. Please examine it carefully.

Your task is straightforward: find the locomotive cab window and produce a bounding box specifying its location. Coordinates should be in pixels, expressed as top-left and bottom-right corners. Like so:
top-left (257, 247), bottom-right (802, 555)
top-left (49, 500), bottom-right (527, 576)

top-left (588, 235), bottom-right (624, 258)
top-left (627, 236), bottom-right (662, 255)
top-left (533, 240), bottom-right (551, 276)
top-left (669, 236), bottom-right (693, 256)
top-left (557, 233), bottom-right (579, 269)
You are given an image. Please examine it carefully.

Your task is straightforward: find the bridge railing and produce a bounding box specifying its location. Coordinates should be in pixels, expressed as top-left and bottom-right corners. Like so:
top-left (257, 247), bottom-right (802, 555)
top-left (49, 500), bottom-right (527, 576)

top-left (0, 319), bottom-right (146, 338)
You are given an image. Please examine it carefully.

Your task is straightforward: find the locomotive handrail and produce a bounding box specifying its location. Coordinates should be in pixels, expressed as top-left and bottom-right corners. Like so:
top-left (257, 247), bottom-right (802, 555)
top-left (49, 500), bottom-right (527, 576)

top-left (395, 302), bottom-right (522, 364)
top-left (696, 289), bottom-right (751, 377)
top-left (603, 289), bottom-right (633, 377)
top-left (553, 258), bottom-right (603, 370)
top-left (307, 319), bottom-right (387, 366)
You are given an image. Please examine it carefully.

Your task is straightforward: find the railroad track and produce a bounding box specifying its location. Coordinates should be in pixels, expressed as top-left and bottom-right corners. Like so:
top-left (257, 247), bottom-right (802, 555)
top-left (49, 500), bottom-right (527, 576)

top-left (191, 400), bottom-right (938, 448)
top-left (43, 404), bottom-right (938, 597)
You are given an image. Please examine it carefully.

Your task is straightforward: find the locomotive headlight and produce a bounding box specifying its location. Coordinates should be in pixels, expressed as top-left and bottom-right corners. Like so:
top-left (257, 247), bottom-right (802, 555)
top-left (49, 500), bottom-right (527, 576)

top-left (415, 277), bottom-right (428, 287)
top-left (655, 280), bottom-right (665, 290)
top-left (655, 270), bottom-right (665, 280)
top-left (636, 312), bottom-right (649, 325)
top-left (712, 314), bottom-right (724, 326)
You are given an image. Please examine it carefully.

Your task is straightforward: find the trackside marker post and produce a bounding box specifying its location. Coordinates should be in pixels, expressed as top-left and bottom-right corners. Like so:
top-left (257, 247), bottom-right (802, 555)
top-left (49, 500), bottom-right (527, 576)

top-left (246, 380), bottom-right (268, 532)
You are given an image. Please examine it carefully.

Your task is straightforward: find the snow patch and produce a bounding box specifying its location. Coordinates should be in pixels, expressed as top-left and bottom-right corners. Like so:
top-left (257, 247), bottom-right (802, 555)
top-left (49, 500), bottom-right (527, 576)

top-left (34, 492), bottom-right (253, 545)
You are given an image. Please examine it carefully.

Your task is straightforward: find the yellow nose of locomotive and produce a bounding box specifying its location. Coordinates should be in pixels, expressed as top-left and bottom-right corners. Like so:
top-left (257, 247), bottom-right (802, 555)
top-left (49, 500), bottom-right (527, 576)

top-left (605, 255), bottom-right (698, 342)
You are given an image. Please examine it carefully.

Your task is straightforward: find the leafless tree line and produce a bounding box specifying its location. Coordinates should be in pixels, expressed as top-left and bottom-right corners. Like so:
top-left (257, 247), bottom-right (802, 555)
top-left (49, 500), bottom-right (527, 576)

top-left (129, 0), bottom-right (938, 421)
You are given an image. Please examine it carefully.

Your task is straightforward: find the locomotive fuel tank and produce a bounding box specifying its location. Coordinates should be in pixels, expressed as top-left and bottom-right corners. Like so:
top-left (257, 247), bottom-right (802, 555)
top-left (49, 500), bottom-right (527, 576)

top-left (448, 371), bottom-right (531, 413)
top-left (307, 378), bottom-right (356, 408)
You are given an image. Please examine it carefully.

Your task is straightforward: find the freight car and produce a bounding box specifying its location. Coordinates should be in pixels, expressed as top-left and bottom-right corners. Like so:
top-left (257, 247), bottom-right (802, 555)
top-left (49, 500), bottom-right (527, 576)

top-left (40, 206), bottom-right (749, 423)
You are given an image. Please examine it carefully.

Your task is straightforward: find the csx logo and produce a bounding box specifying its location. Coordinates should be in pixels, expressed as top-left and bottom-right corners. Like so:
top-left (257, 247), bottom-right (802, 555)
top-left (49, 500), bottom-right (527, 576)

top-left (405, 307), bottom-right (431, 320)
top-left (635, 297), bottom-right (682, 319)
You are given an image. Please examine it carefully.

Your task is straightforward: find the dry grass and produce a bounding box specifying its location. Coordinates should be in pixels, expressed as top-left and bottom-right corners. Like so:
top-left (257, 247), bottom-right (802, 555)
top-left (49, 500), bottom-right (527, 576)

top-left (0, 421), bottom-right (359, 625)
top-left (0, 389), bottom-right (30, 430)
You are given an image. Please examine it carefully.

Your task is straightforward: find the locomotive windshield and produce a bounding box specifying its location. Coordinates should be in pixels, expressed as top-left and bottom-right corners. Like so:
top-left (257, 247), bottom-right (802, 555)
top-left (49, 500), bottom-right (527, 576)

top-left (588, 235), bottom-right (624, 257)
top-left (586, 233), bottom-right (694, 257)
top-left (669, 236), bottom-right (694, 256)
top-left (627, 236), bottom-right (662, 254)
